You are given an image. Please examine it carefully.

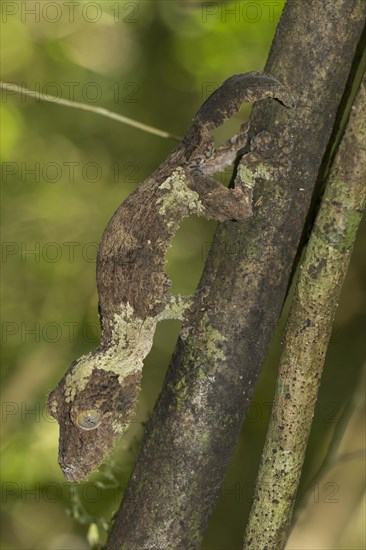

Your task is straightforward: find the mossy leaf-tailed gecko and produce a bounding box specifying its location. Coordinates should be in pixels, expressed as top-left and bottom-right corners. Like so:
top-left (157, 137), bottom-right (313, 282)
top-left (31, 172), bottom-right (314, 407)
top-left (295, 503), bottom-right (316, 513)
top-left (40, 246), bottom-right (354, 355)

top-left (47, 72), bottom-right (294, 481)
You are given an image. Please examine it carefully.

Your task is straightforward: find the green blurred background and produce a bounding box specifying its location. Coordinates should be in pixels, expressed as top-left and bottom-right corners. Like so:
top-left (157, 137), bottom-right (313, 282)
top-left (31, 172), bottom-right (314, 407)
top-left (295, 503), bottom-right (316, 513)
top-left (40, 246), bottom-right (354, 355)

top-left (1, 1), bottom-right (365, 549)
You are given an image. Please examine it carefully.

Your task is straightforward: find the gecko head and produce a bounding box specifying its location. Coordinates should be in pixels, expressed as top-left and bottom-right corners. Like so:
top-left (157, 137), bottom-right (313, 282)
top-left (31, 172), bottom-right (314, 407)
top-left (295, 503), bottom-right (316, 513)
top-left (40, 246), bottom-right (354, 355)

top-left (47, 360), bottom-right (141, 482)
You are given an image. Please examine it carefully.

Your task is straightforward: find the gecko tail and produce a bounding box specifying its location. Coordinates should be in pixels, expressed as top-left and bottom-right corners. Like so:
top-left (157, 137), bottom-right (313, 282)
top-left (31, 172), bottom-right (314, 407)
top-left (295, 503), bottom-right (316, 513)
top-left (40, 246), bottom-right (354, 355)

top-left (193, 72), bottom-right (295, 131)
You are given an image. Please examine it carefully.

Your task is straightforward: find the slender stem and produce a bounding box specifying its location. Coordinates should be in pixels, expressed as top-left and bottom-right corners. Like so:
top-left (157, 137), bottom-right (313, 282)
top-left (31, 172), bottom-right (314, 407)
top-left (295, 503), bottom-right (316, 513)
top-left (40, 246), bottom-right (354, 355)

top-left (243, 73), bottom-right (366, 550)
top-left (0, 81), bottom-right (181, 141)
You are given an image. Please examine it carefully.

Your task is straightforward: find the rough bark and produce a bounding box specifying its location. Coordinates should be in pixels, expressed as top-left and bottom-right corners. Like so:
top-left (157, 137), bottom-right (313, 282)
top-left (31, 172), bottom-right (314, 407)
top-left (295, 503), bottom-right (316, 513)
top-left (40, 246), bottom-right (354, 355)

top-left (243, 71), bottom-right (366, 550)
top-left (107, 2), bottom-right (366, 548)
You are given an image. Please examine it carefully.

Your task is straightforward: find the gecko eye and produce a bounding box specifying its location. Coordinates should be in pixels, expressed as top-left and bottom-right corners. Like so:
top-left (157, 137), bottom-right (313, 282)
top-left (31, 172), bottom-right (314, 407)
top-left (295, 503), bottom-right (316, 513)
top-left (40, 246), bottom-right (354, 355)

top-left (76, 409), bottom-right (102, 431)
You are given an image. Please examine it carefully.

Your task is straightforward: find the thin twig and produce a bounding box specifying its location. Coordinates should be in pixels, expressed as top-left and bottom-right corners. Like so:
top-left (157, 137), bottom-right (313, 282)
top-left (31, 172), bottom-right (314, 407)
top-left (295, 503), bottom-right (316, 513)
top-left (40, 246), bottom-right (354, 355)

top-left (0, 81), bottom-right (181, 141)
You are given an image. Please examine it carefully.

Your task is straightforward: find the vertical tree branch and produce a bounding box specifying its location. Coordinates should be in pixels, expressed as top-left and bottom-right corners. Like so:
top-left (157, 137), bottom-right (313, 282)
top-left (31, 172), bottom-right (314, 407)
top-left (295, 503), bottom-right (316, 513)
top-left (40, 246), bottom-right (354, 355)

top-left (107, 2), bottom-right (366, 548)
top-left (243, 71), bottom-right (366, 550)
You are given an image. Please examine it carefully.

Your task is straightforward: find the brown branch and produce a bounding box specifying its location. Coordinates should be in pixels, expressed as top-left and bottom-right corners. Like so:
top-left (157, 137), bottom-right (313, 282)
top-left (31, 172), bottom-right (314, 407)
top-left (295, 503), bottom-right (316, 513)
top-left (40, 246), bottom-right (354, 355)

top-left (107, 2), bottom-right (366, 548)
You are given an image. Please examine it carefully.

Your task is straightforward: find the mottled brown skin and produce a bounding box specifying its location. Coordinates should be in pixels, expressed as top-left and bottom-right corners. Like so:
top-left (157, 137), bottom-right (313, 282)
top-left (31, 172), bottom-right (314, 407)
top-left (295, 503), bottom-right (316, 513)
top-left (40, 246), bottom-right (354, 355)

top-left (47, 73), bottom-right (294, 482)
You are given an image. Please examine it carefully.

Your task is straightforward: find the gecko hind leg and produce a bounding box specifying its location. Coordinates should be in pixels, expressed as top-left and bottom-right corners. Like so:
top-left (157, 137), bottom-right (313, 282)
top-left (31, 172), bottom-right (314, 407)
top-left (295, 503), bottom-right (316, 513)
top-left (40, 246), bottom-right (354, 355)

top-left (204, 122), bottom-right (250, 175)
top-left (190, 171), bottom-right (253, 222)
top-left (191, 131), bottom-right (293, 223)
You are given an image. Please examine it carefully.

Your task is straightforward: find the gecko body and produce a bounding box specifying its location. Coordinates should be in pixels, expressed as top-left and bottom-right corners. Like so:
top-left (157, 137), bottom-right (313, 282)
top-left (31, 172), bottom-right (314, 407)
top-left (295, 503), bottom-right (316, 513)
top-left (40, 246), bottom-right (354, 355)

top-left (47, 73), bottom-right (293, 481)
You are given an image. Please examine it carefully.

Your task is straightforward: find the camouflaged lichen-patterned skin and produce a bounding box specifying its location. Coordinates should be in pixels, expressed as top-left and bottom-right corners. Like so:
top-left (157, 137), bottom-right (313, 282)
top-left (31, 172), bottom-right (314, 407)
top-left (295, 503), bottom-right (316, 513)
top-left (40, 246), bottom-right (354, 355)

top-left (47, 73), bottom-right (294, 482)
